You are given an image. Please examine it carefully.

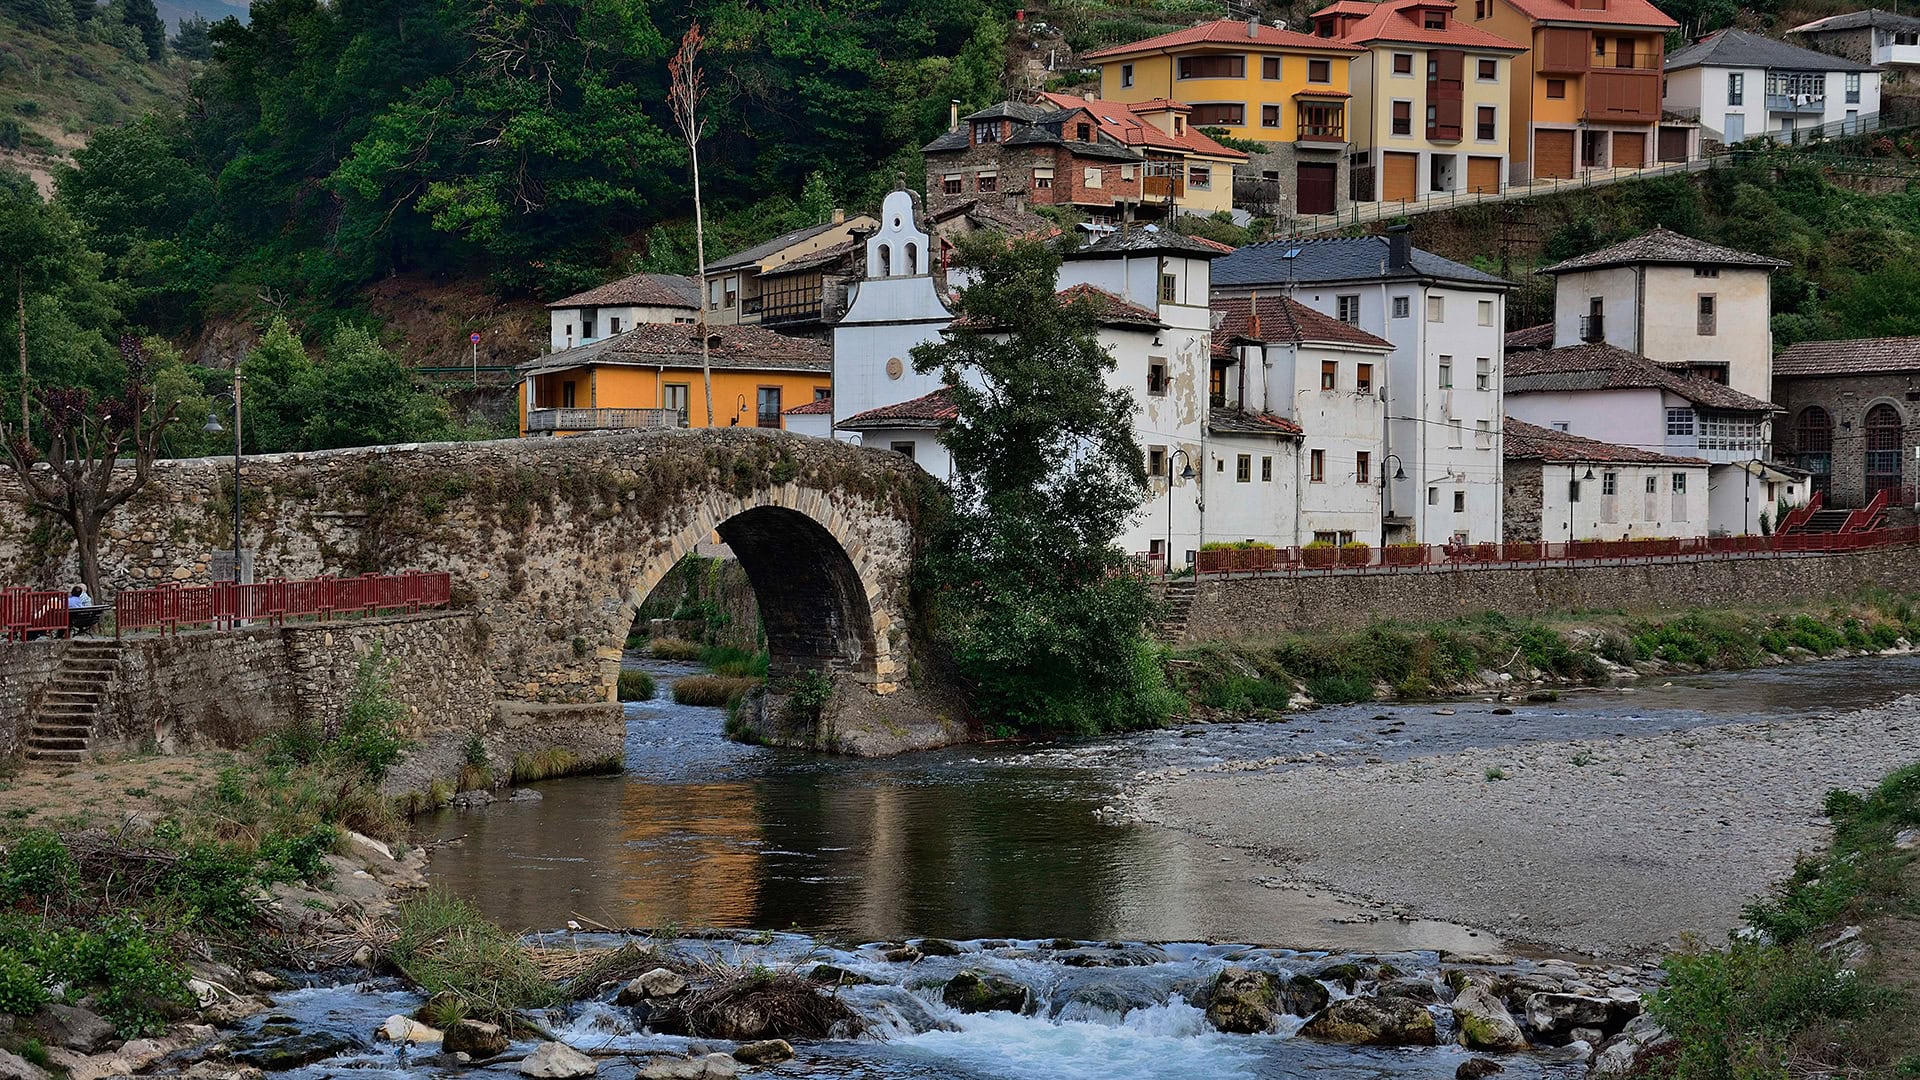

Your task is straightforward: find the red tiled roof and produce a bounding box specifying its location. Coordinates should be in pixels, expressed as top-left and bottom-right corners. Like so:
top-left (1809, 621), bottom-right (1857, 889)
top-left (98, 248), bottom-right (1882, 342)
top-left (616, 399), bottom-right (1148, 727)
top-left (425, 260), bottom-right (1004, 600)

top-left (1034, 91), bottom-right (1248, 160)
top-left (1210, 408), bottom-right (1305, 436)
top-left (1213, 294), bottom-right (1394, 349)
top-left (1506, 322), bottom-right (1554, 350)
top-left (1058, 283), bottom-right (1166, 328)
top-left (1774, 336), bottom-right (1920, 378)
top-left (520, 321), bottom-right (830, 376)
top-left (1186, 235), bottom-right (1238, 253)
top-left (1496, 0), bottom-right (1675, 30)
top-left (1319, 0), bottom-right (1526, 49)
top-left (1085, 18), bottom-right (1363, 58)
top-left (785, 396), bottom-right (834, 415)
top-left (548, 272), bottom-right (700, 310)
top-left (1539, 226), bottom-right (1786, 274)
top-left (839, 388), bottom-right (958, 430)
top-left (1505, 342), bottom-right (1775, 411)
top-left (1504, 417), bottom-right (1706, 465)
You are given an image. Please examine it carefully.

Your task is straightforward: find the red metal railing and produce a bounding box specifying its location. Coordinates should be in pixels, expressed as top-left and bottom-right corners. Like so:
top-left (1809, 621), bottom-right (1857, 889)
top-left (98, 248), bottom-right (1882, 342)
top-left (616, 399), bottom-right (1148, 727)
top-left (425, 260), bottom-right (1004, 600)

top-left (113, 571), bottom-right (453, 636)
top-left (1843, 488), bottom-right (1892, 533)
top-left (1777, 491), bottom-right (1823, 534)
top-left (1, 588), bottom-right (73, 641)
top-left (1171, 526), bottom-right (1920, 578)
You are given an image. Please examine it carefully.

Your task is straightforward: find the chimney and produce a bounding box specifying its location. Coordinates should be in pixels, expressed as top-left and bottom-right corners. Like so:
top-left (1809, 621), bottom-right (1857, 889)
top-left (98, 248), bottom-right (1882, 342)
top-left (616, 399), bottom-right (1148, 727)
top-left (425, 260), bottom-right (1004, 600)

top-left (831, 208), bottom-right (846, 225)
top-left (1247, 13), bottom-right (1259, 36)
top-left (1387, 223), bottom-right (1412, 270)
top-left (950, 100), bottom-right (961, 132)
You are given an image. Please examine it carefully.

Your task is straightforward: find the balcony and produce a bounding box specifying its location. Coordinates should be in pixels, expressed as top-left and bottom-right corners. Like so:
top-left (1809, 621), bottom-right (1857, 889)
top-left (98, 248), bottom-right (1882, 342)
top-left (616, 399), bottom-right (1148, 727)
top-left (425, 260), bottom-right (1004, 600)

top-left (1580, 313), bottom-right (1605, 342)
top-left (1584, 70), bottom-right (1661, 122)
top-left (1766, 94), bottom-right (1827, 115)
top-left (526, 407), bottom-right (682, 433)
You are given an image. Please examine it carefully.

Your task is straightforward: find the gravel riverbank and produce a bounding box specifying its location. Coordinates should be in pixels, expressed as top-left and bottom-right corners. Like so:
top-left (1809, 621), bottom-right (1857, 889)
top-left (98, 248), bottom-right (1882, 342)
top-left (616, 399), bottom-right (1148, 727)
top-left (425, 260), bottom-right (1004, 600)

top-left (1124, 694), bottom-right (1920, 960)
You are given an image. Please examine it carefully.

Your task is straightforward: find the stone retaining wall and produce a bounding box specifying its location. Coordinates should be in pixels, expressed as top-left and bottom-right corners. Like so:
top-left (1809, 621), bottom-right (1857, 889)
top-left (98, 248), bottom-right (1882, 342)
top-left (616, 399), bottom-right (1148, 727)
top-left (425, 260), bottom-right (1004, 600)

top-left (1179, 545), bottom-right (1920, 640)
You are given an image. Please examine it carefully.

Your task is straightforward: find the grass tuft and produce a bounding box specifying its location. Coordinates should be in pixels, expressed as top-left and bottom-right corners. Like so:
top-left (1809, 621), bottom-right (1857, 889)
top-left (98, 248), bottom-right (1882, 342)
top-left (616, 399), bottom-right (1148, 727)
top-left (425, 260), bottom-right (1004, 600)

top-left (618, 670), bottom-right (656, 702)
top-left (672, 675), bottom-right (762, 708)
top-left (647, 637), bottom-right (704, 661)
top-left (389, 891), bottom-right (563, 1023)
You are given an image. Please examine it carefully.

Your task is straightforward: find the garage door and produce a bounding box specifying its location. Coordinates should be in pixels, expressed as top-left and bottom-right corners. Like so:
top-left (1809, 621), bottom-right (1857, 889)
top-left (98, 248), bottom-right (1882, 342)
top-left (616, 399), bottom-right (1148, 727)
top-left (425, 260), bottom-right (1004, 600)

top-left (1382, 152), bottom-right (1418, 202)
top-left (1658, 127), bottom-right (1690, 162)
top-left (1467, 156), bottom-right (1500, 194)
top-left (1296, 162), bottom-right (1338, 215)
top-left (1613, 132), bottom-right (1646, 168)
top-left (1535, 129), bottom-right (1574, 179)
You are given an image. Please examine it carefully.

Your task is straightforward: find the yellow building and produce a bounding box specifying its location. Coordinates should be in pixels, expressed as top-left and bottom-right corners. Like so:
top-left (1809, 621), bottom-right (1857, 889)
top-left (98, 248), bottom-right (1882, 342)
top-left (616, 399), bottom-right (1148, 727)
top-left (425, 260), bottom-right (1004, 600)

top-left (1086, 17), bottom-right (1362, 215)
top-left (516, 322), bottom-right (831, 436)
top-left (1466, 0), bottom-right (1675, 180)
top-left (1311, 0), bottom-right (1525, 202)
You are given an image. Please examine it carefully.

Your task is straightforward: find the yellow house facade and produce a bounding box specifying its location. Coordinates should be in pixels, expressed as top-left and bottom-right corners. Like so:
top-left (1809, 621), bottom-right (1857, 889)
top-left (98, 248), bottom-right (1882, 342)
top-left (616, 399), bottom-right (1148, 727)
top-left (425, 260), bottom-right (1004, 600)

top-left (1313, 0), bottom-right (1525, 202)
top-left (1086, 17), bottom-right (1362, 215)
top-left (517, 322), bottom-right (831, 436)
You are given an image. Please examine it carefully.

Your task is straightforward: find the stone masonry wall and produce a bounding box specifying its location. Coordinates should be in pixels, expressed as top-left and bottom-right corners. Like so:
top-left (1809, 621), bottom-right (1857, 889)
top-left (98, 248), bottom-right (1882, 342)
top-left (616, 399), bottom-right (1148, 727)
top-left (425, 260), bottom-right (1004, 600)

top-left (1503, 461), bottom-right (1546, 544)
top-left (1774, 373), bottom-right (1920, 509)
top-left (1180, 544), bottom-right (1920, 641)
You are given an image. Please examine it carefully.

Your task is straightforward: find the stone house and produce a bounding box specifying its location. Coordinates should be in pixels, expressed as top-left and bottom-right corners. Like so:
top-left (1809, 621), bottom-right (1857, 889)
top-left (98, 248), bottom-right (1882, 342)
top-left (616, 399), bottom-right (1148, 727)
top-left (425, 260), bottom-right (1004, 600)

top-left (1773, 335), bottom-right (1920, 508)
top-left (1035, 91), bottom-right (1252, 218)
top-left (1790, 9), bottom-right (1920, 84)
top-left (1502, 417), bottom-right (1711, 541)
top-left (545, 272), bottom-right (699, 352)
top-left (1664, 29), bottom-right (1881, 146)
top-left (703, 212), bottom-right (880, 335)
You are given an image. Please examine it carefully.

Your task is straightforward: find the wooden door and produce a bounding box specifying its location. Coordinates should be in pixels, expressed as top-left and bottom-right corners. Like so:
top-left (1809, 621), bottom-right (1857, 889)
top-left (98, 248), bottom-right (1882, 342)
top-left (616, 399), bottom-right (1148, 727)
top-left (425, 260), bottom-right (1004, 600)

top-left (1535, 129), bottom-right (1575, 179)
top-left (1467, 155), bottom-right (1500, 193)
top-left (1382, 151), bottom-right (1418, 201)
top-left (1657, 126), bottom-right (1689, 162)
top-left (1296, 162), bottom-right (1338, 215)
top-left (1613, 131), bottom-right (1646, 168)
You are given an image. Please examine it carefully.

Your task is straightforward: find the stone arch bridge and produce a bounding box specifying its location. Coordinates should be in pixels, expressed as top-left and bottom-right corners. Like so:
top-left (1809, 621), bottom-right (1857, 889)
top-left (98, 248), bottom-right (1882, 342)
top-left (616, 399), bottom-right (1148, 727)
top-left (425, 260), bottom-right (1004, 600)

top-left (0, 429), bottom-right (948, 753)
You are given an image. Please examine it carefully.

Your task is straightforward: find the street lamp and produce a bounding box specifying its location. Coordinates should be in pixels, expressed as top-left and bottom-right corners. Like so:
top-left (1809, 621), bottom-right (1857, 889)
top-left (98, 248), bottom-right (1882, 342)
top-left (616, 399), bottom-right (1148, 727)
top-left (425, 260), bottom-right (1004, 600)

top-left (1377, 452), bottom-right (1408, 548)
top-left (1164, 448), bottom-right (1195, 575)
top-left (201, 360), bottom-right (245, 584)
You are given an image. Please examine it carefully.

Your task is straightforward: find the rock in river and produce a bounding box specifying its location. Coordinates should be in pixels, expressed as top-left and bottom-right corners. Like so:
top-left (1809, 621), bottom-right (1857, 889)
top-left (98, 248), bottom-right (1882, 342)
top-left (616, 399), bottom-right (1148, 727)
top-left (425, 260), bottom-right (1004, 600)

top-left (1456, 1058), bottom-right (1504, 1080)
top-left (733, 1039), bottom-right (794, 1065)
top-left (227, 1029), bottom-right (365, 1071)
top-left (941, 971), bottom-right (1031, 1014)
top-left (1523, 993), bottom-right (1612, 1044)
top-left (638, 1054), bottom-right (736, 1080)
top-left (32, 1004), bottom-right (117, 1054)
top-left (1452, 986), bottom-right (1527, 1052)
top-left (518, 1041), bottom-right (597, 1078)
top-left (618, 968), bottom-right (689, 1004)
top-left (444, 1019), bottom-right (509, 1058)
top-left (1204, 967), bottom-right (1276, 1034)
top-left (1299, 996), bottom-right (1438, 1046)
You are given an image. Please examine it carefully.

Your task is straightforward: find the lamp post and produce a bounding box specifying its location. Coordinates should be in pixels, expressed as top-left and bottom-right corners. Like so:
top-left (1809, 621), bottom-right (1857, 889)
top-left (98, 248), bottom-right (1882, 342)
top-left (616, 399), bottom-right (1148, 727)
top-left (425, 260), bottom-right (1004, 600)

top-left (1570, 462), bottom-right (1594, 542)
top-left (1377, 453), bottom-right (1407, 549)
top-left (202, 362), bottom-right (245, 584)
top-left (1164, 448), bottom-right (1195, 576)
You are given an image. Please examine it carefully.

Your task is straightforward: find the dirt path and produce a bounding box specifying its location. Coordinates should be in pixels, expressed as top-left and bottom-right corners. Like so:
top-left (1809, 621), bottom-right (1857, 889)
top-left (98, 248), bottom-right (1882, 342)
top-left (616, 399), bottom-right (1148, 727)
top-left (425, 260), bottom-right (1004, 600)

top-left (0, 753), bottom-right (228, 829)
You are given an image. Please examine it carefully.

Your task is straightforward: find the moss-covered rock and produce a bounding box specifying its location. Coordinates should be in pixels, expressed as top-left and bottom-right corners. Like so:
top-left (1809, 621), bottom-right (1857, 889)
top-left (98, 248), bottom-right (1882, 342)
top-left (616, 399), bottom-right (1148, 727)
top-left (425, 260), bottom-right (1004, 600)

top-left (1299, 996), bottom-right (1438, 1046)
top-left (940, 971), bottom-right (1030, 1014)
top-left (1204, 966), bottom-right (1277, 1034)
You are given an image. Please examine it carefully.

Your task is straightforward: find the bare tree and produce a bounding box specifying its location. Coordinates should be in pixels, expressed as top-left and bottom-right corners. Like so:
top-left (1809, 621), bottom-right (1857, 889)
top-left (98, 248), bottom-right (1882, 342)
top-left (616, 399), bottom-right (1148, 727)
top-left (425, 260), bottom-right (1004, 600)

top-left (0, 337), bottom-right (181, 596)
top-left (668, 23), bottom-right (716, 429)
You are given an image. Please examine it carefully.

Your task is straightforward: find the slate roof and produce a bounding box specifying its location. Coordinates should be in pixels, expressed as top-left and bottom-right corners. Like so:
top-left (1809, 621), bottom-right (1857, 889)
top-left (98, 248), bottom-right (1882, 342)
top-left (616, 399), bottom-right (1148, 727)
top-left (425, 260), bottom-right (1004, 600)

top-left (1538, 227), bottom-right (1789, 274)
top-left (1063, 225), bottom-right (1230, 261)
top-left (1084, 18), bottom-right (1362, 60)
top-left (1212, 294), bottom-right (1394, 349)
top-left (924, 100), bottom-right (1150, 161)
top-left (1316, 0), bottom-right (1526, 50)
top-left (1209, 408), bottom-right (1304, 437)
top-left (1057, 284), bottom-right (1167, 328)
top-left (785, 396), bottom-right (834, 416)
top-left (1497, 0), bottom-right (1675, 29)
top-left (1506, 322), bottom-right (1555, 350)
top-left (1503, 418), bottom-right (1707, 465)
top-left (709, 218), bottom-right (873, 273)
top-left (838, 388), bottom-right (958, 430)
top-left (548, 272), bottom-right (701, 310)
top-left (927, 199), bottom-right (1064, 240)
top-left (1792, 8), bottom-right (1920, 34)
top-left (1213, 235), bottom-right (1509, 288)
top-left (1035, 92), bottom-right (1249, 160)
top-left (1666, 28), bottom-right (1879, 72)
top-left (1774, 335), bottom-right (1920, 377)
top-left (1504, 342), bottom-right (1778, 411)
top-left (773, 237), bottom-right (862, 275)
top-left (519, 322), bottom-right (830, 376)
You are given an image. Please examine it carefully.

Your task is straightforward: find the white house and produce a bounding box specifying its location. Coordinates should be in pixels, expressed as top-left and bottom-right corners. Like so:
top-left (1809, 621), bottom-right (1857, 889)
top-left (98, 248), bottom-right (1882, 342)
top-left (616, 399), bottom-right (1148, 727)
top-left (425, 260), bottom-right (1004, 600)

top-left (545, 272), bottom-right (699, 352)
top-left (1536, 227), bottom-right (1786, 403)
top-left (1791, 9), bottom-right (1920, 80)
top-left (1663, 29), bottom-right (1881, 145)
top-left (1503, 418), bottom-right (1711, 541)
top-left (1211, 225), bottom-right (1510, 546)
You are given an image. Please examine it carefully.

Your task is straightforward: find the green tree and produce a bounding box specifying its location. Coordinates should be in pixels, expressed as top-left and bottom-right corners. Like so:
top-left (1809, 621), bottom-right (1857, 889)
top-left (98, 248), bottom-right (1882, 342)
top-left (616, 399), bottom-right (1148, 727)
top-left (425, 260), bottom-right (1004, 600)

top-left (119, 0), bottom-right (165, 59)
top-left (3, 0), bottom-right (77, 33)
top-left (910, 233), bottom-right (1175, 734)
top-left (170, 13), bottom-right (213, 60)
top-left (0, 172), bottom-right (124, 428)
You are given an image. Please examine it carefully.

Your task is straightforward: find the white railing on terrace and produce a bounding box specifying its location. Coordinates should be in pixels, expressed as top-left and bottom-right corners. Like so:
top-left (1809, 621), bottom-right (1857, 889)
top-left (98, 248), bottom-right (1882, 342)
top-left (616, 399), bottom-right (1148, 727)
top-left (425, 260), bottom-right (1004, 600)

top-left (525, 407), bottom-right (683, 433)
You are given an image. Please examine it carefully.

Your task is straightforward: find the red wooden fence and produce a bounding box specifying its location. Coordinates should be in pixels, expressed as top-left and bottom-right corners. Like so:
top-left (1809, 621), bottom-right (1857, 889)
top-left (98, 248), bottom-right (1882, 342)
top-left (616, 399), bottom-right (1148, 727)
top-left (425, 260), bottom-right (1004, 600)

top-left (2, 588), bottom-right (74, 641)
top-left (113, 571), bottom-right (452, 636)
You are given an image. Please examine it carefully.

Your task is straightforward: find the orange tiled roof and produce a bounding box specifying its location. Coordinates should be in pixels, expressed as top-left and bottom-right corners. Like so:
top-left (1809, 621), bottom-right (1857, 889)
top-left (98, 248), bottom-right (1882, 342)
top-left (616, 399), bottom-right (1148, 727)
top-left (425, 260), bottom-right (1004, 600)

top-left (1496, 0), bottom-right (1675, 30)
top-left (1317, 0), bottom-right (1527, 49)
top-left (1034, 91), bottom-right (1248, 160)
top-left (785, 396), bottom-right (833, 416)
top-left (1084, 18), bottom-right (1363, 59)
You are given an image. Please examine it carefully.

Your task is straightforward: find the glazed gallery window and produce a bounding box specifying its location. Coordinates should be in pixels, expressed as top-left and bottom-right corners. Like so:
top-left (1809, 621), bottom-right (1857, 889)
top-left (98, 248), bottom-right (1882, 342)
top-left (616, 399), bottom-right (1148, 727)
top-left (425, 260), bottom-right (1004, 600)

top-left (1179, 55), bottom-right (1244, 79)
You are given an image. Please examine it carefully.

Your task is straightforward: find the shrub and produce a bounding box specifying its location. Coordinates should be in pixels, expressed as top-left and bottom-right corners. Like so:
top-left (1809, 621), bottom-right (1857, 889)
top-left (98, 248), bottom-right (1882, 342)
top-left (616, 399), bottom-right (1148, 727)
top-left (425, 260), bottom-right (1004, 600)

top-left (1304, 672), bottom-right (1374, 704)
top-left (256, 824), bottom-right (339, 885)
top-left (333, 651), bottom-right (406, 781)
top-left (617, 670), bottom-right (656, 702)
top-left (648, 637), bottom-right (703, 661)
top-left (79, 917), bottom-right (193, 1037)
top-left (163, 844), bottom-right (263, 929)
top-left (0, 950), bottom-right (46, 1016)
top-left (701, 645), bottom-right (769, 678)
top-left (1203, 673), bottom-right (1292, 712)
top-left (673, 675), bottom-right (762, 707)
top-left (0, 831), bottom-right (74, 901)
top-left (1650, 939), bottom-right (1884, 1080)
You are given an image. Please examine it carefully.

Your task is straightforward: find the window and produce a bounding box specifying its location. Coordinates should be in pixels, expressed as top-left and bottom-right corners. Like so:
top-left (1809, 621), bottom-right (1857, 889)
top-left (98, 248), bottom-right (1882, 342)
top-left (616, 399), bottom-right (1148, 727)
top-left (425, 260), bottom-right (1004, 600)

top-left (1450, 419), bottom-right (1464, 447)
top-left (977, 173), bottom-right (998, 193)
top-left (1121, 163), bottom-right (1136, 181)
top-left (1477, 58), bottom-right (1497, 80)
top-left (1263, 104), bottom-right (1282, 127)
top-left (1699, 414), bottom-right (1763, 452)
top-left (1179, 55), bottom-right (1245, 79)
top-left (1766, 72), bottom-right (1824, 98)
top-left (1392, 100), bottom-right (1413, 135)
top-left (942, 174), bottom-right (963, 195)
top-left (1148, 446), bottom-right (1166, 477)
top-left (1671, 472), bottom-right (1687, 494)
top-left (1263, 56), bottom-right (1283, 79)
top-left (1393, 53), bottom-right (1414, 75)
top-left (1602, 471), bottom-right (1617, 495)
top-left (1424, 10), bottom-right (1446, 28)
top-left (723, 277), bottom-right (739, 308)
top-left (1209, 364), bottom-right (1227, 406)
top-left (1321, 360), bottom-right (1339, 390)
top-left (1546, 78), bottom-right (1566, 99)
top-left (1356, 451), bottom-right (1371, 484)
top-left (565, 322), bottom-right (575, 339)
top-left (1438, 355), bottom-right (1453, 388)
top-left (1428, 486), bottom-right (1439, 506)
top-left (1189, 103), bottom-right (1245, 126)
top-left (1122, 63), bottom-right (1134, 87)
top-left (1476, 356), bottom-right (1492, 390)
top-left (1086, 166), bottom-right (1106, 189)
top-left (608, 316), bottom-right (621, 335)
top-left (1697, 294), bottom-right (1716, 336)
top-left (1336, 294), bottom-right (1361, 324)
top-left (1694, 266), bottom-right (1719, 278)
top-left (1427, 295), bottom-right (1445, 321)
top-left (1846, 73), bottom-right (1862, 104)
top-left (1033, 167), bottom-right (1054, 189)
top-left (1310, 449), bottom-right (1326, 482)
top-left (1393, 296), bottom-right (1411, 319)
top-left (1308, 58), bottom-right (1331, 83)
top-left (1262, 456), bottom-right (1273, 482)
top-left (1553, 420), bottom-right (1570, 432)
top-left (1453, 490), bottom-right (1466, 512)
top-left (1236, 454), bottom-right (1252, 482)
top-left (1190, 165), bottom-right (1212, 189)
top-left (1357, 363), bottom-right (1374, 393)
top-left (1595, 37), bottom-right (1606, 56)
top-left (1299, 102), bottom-right (1344, 139)
top-left (1792, 406), bottom-right (1834, 491)
top-left (1076, 122), bottom-right (1092, 141)
top-left (1645, 476), bottom-right (1657, 494)
top-left (1866, 403), bottom-right (1903, 498)
top-left (972, 120), bottom-right (1001, 144)
top-left (1160, 274), bottom-right (1177, 303)
top-left (891, 441), bottom-right (916, 460)
top-left (561, 380), bottom-right (576, 407)
top-left (1476, 106), bottom-right (1496, 141)
top-left (1727, 72), bottom-right (1744, 106)
top-left (1477, 298), bottom-right (1494, 326)
top-left (707, 280), bottom-right (722, 310)
top-left (663, 383), bottom-right (689, 425)
top-left (756, 387), bottom-right (782, 428)
top-left (813, 387), bottom-right (831, 401)
top-left (1148, 359), bottom-right (1168, 395)
top-left (1666, 407), bottom-right (1695, 437)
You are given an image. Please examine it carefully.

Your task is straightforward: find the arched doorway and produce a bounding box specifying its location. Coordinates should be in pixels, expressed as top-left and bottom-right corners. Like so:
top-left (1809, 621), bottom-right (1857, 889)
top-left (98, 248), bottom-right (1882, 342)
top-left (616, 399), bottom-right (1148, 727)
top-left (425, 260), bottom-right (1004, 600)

top-left (1864, 403), bottom-right (1903, 504)
top-left (1792, 406), bottom-right (1832, 499)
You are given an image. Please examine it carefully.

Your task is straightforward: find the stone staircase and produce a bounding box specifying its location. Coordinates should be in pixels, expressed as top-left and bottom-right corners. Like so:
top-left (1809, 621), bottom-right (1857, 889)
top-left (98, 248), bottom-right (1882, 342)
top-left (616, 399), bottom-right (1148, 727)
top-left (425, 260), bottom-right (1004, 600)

top-left (1798, 509), bottom-right (1857, 535)
top-left (1158, 580), bottom-right (1196, 643)
top-left (26, 640), bottom-right (123, 765)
